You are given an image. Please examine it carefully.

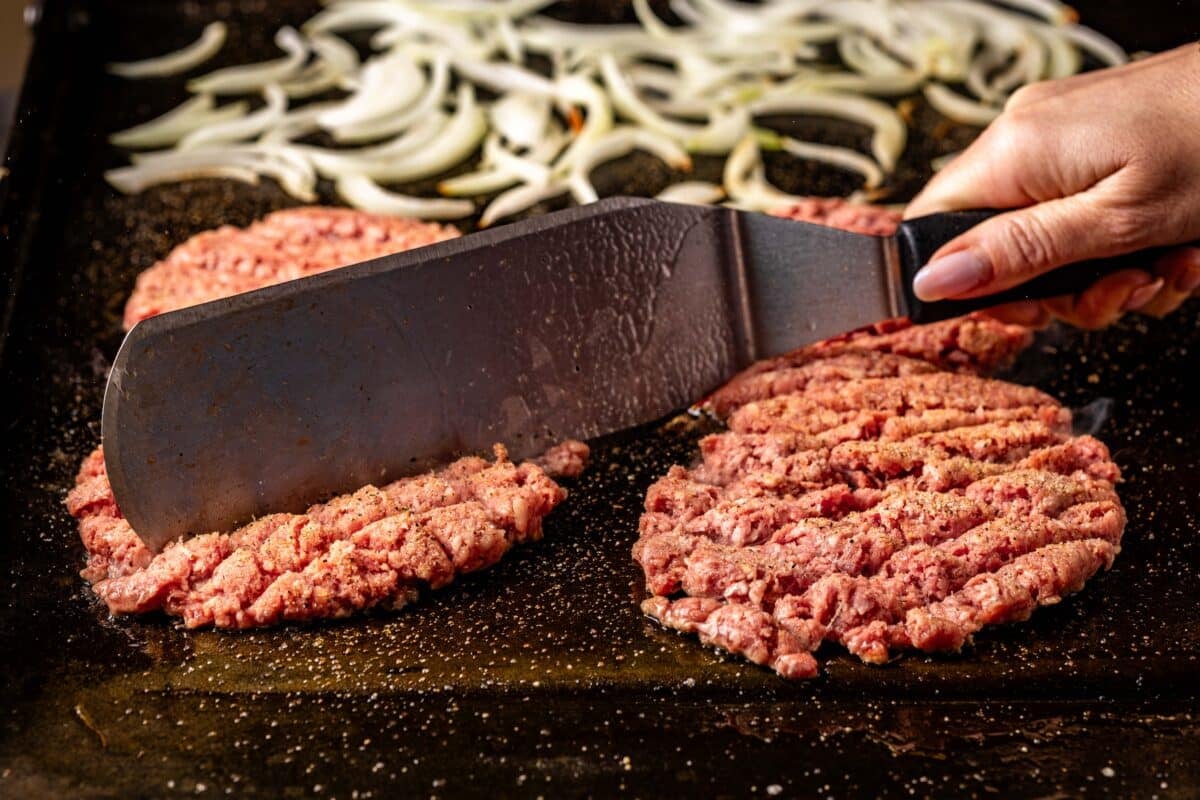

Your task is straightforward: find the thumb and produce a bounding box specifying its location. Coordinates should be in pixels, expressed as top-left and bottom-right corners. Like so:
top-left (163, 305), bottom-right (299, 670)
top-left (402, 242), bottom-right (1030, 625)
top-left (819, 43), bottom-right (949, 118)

top-left (911, 190), bottom-right (1144, 301)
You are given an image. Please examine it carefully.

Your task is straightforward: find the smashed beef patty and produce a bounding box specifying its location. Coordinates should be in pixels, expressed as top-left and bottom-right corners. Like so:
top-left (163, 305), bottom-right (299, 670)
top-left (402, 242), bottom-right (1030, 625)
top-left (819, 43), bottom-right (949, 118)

top-left (635, 199), bottom-right (1125, 679)
top-left (74, 207), bottom-right (586, 628)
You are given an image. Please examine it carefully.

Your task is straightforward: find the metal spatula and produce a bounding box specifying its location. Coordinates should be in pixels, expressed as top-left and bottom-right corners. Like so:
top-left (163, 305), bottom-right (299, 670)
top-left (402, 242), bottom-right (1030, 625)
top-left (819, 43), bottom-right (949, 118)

top-left (103, 197), bottom-right (1147, 550)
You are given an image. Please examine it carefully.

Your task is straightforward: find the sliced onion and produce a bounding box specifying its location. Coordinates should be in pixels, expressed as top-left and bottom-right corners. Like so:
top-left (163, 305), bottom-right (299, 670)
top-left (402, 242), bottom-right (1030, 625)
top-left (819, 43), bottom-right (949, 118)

top-left (297, 111), bottom-right (447, 178)
top-left (255, 145), bottom-right (320, 201)
top-left (439, 128), bottom-right (566, 196)
top-left (281, 62), bottom-right (340, 99)
top-left (307, 1), bottom-right (479, 53)
top-left (780, 68), bottom-right (925, 97)
top-left (105, 0), bottom-right (1131, 218)
top-left (990, 32), bottom-right (1047, 94)
top-left (108, 22), bottom-right (227, 78)
top-left (178, 85), bottom-right (288, 150)
top-left (187, 27), bottom-right (307, 94)
top-left (837, 33), bottom-right (912, 78)
top-left (965, 47), bottom-right (1007, 102)
top-left (778, 134), bottom-right (884, 188)
top-left (437, 169), bottom-right (521, 197)
top-left (686, 0), bottom-right (830, 31)
top-left (317, 51), bottom-right (424, 129)
top-left (111, 145), bottom-right (316, 200)
top-left (335, 174), bottom-right (474, 219)
top-left (451, 54), bottom-right (557, 97)
top-left (334, 84), bottom-right (486, 183)
top-left (683, 106), bottom-right (750, 155)
top-left (1032, 23), bottom-right (1083, 78)
top-left (280, 34), bottom-right (360, 98)
top-left (484, 134), bottom-right (552, 186)
top-left (109, 95), bottom-right (250, 149)
top-left (566, 126), bottom-right (691, 204)
top-left (330, 55), bottom-right (450, 144)
top-left (923, 83), bottom-right (1001, 126)
top-left (602, 51), bottom-right (757, 154)
top-left (552, 74), bottom-right (615, 170)
top-left (106, 164), bottom-right (259, 193)
top-left (489, 93), bottom-right (550, 150)
top-left (1062, 24), bottom-right (1127, 66)
top-left (495, 17), bottom-right (524, 62)
top-left (600, 52), bottom-right (695, 142)
top-left (479, 181), bottom-right (568, 228)
top-left (655, 180), bottom-right (725, 205)
top-left (312, 33), bottom-right (361, 77)
top-left (750, 90), bottom-right (907, 172)
top-left (723, 133), bottom-right (806, 211)
top-left (258, 102), bottom-right (342, 144)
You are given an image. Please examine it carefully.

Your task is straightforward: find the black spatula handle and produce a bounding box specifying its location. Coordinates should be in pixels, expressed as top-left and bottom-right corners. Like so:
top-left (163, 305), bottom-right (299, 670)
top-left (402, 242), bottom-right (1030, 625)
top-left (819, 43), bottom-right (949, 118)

top-left (895, 210), bottom-right (1171, 323)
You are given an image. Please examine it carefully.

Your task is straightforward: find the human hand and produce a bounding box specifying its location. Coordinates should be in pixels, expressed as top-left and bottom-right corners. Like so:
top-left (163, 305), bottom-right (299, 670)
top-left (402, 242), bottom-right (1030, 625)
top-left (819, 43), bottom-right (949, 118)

top-left (905, 43), bottom-right (1200, 329)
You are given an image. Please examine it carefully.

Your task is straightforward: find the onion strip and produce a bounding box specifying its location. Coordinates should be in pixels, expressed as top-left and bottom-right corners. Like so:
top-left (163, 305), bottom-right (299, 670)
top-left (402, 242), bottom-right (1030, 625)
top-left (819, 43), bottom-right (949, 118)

top-left (297, 112), bottom-right (448, 178)
top-left (332, 85), bottom-right (486, 183)
top-left (778, 134), bottom-right (884, 188)
top-left (335, 174), bottom-right (474, 219)
top-left (437, 169), bottom-right (521, 197)
top-left (108, 22), bottom-right (227, 78)
top-left (479, 181), bottom-right (568, 228)
top-left (655, 180), bottom-right (725, 205)
top-left (750, 90), bottom-right (907, 171)
top-left (330, 55), bottom-right (450, 144)
top-left (722, 134), bottom-right (806, 211)
top-left (187, 27), bottom-right (308, 94)
top-left (566, 126), bottom-right (691, 204)
top-left (923, 83), bottom-right (1001, 127)
top-left (109, 95), bottom-right (250, 149)
top-left (178, 85), bottom-right (288, 149)
top-left (317, 52), bottom-right (425, 128)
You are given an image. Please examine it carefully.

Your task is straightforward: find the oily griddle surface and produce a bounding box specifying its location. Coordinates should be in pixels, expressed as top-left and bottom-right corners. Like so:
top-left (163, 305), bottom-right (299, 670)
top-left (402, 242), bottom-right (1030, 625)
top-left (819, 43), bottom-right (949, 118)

top-left (1, 1), bottom-right (1198, 797)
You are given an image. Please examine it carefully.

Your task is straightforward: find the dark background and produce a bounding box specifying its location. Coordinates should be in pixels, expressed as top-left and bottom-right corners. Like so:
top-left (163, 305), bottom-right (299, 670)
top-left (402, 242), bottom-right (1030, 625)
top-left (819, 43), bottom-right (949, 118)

top-left (1, 1), bottom-right (1198, 797)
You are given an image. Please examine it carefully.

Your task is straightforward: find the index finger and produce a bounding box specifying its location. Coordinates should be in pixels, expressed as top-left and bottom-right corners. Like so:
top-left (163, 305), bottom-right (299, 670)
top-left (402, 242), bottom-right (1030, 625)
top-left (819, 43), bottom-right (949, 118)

top-left (903, 120), bottom-right (1039, 219)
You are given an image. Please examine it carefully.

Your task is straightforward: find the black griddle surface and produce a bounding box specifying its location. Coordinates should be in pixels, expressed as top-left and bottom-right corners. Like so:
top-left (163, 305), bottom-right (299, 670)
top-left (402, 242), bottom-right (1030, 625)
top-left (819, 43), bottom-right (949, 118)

top-left (1, 1), bottom-right (1198, 797)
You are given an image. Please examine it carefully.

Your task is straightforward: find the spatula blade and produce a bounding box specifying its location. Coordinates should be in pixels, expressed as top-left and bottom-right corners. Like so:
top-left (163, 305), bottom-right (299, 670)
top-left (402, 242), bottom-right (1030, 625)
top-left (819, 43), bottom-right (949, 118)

top-left (104, 198), bottom-right (749, 549)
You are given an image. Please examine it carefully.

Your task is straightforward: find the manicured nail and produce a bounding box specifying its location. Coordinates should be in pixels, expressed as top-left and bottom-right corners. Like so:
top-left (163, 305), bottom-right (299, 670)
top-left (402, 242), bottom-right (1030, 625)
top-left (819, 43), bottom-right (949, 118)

top-left (912, 250), bottom-right (992, 301)
top-left (1122, 278), bottom-right (1164, 311)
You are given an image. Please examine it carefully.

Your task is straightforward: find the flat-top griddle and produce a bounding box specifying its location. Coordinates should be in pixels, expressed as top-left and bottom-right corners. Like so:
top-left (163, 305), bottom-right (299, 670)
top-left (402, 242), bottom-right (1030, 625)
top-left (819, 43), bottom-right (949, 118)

top-left (1, 1), bottom-right (1197, 797)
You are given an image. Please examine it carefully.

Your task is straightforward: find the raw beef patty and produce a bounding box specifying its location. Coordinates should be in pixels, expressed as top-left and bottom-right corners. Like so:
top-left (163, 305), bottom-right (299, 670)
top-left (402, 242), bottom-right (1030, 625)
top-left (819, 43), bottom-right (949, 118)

top-left (72, 207), bottom-right (584, 628)
top-left (635, 200), bottom-right (1125, 679)
top-left (122, 206), bottom-right (459, 328)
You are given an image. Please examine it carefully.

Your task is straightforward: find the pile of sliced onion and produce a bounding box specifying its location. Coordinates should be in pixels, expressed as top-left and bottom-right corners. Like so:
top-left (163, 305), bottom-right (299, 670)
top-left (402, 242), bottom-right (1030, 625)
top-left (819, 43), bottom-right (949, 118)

top-left (105, 0), bottom-right (1127, 221)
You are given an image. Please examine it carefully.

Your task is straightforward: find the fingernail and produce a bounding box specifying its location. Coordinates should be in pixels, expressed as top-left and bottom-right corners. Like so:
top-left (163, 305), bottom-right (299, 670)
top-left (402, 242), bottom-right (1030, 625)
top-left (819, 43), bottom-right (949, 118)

top-left (912, 250), bottom-right (992, 301)
top-left (1122, 278), bottom-right (1165, 311)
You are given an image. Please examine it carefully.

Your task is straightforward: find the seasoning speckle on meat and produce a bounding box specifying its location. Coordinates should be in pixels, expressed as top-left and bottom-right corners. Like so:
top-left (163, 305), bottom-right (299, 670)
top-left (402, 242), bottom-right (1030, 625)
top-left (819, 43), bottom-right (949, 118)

top-left (637, 201), bottom-right (1124, 680)
top-left (122, 207), bottom-right (459, 329)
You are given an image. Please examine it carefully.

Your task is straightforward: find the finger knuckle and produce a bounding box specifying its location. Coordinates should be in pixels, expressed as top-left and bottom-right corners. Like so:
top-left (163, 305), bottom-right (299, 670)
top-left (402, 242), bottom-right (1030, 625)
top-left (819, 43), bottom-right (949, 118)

top-left (1000, 213), bottom-right (1060, 270)
top-left (1006, 82), bottom-right (1047, 110)
top-left (978, 114), bottom-right (1024, 159)
top-left (1104, 207), bottom-right (1154, 251)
